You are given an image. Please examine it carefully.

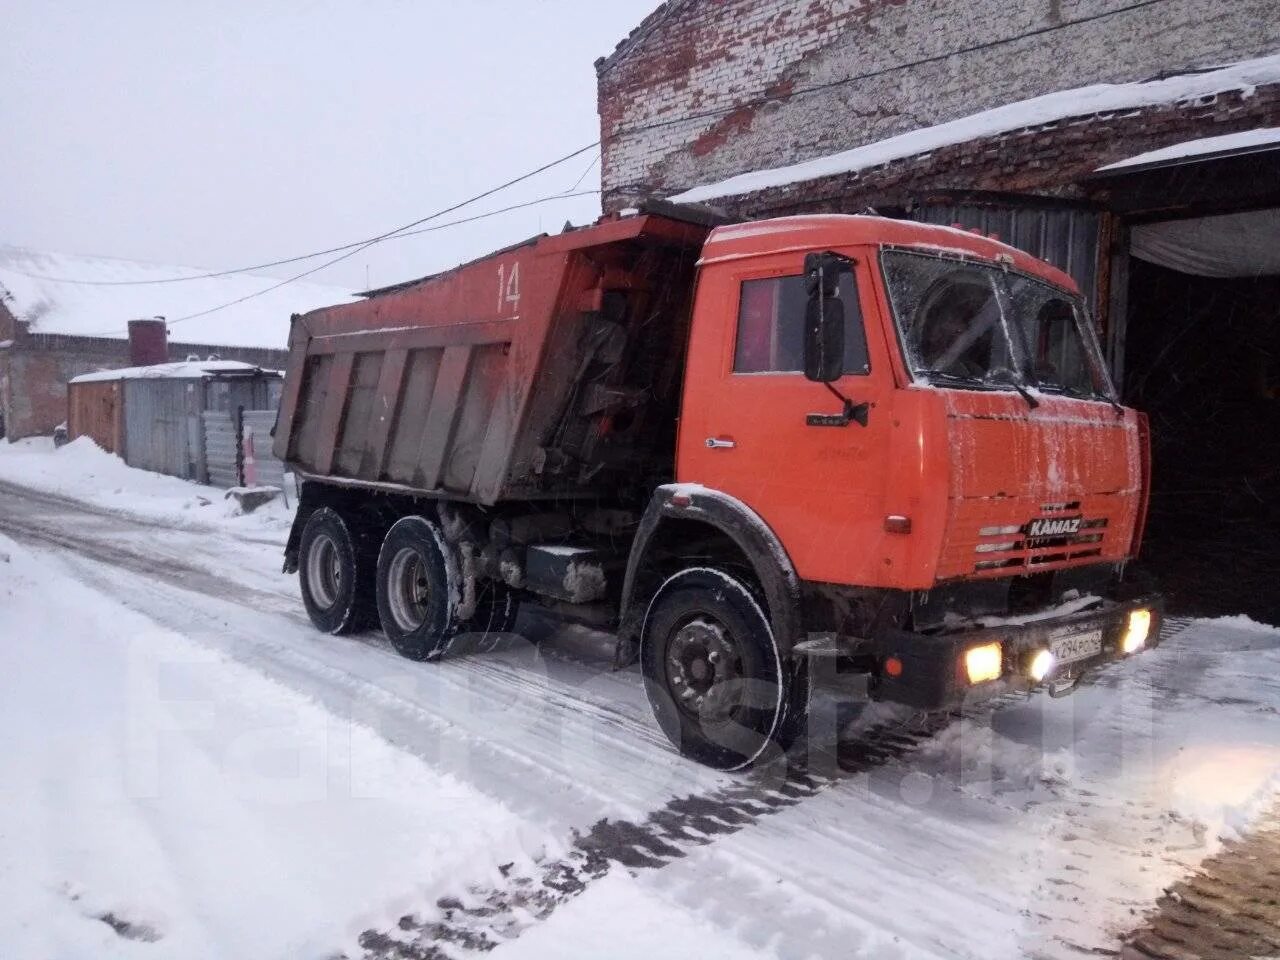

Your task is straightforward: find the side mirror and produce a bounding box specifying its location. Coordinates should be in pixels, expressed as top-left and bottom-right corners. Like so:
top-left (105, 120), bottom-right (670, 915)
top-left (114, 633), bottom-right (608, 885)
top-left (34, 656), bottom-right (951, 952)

top-left (803, 252), bottom-right (849, 383)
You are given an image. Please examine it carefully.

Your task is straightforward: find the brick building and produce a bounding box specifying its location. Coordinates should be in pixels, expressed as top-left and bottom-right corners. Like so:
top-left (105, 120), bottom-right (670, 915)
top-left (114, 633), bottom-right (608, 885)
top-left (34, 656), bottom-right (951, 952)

top-left (0, 247), bottom-right (352, 441)
top-left (596, 0), bottom-right (1280, 618)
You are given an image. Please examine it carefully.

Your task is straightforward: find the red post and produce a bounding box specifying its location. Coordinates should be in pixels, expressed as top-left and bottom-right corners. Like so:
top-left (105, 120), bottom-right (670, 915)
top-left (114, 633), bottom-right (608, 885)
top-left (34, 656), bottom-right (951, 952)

top-left (243, 424), bottom-right (258, 488)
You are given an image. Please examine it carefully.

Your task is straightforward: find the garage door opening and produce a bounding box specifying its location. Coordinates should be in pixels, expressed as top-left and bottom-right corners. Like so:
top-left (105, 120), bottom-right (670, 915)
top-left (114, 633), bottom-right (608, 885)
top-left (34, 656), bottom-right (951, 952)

top-left (1122, 211), bottom-right (1280, 624)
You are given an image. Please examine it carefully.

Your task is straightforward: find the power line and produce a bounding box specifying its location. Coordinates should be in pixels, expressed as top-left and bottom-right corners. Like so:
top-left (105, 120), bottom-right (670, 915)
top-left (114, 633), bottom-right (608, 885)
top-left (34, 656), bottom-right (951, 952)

top-left (567, 152), bottom-right (602, 192)
top-left (17, 142), bottom-right (601, 287)
top-left (611, 0), bottom-right (1173, 141)
top-left (82, 189), bottom-right (601, 337)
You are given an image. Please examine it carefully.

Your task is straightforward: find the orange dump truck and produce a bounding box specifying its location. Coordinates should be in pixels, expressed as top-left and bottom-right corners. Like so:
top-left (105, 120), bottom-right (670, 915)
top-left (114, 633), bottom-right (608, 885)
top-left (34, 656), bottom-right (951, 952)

top-left (275, 204), bottom-right (1161, 770)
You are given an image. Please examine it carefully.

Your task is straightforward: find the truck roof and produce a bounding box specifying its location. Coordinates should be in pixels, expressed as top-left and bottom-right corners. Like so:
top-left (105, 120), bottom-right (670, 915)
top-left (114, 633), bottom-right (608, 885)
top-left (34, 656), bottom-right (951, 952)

top-left (700, 214), bottom-right (1081, 293)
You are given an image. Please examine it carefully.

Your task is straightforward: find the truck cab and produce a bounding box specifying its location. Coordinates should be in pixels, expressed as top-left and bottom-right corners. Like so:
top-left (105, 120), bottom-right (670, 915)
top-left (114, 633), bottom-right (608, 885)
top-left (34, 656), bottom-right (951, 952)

top-left (277, 209), bottom-right (1160, 772)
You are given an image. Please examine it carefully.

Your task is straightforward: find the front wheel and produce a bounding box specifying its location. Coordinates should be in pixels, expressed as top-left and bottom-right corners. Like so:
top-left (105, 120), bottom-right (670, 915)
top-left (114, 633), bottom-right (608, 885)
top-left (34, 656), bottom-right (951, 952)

top-left (641, 568), bottom-right (808, 771)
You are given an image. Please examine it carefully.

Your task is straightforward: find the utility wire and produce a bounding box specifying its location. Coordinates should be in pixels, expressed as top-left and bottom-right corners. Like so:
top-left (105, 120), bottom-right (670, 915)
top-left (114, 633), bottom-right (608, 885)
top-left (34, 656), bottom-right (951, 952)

top-left (82, 188), bottom-right (601, 337)
top-left (567, 152), bottom-right (602, 192)
top-left (17, 142), bottom-right (600, 287)
top-left (610, 0), bottom-right (1173, 140)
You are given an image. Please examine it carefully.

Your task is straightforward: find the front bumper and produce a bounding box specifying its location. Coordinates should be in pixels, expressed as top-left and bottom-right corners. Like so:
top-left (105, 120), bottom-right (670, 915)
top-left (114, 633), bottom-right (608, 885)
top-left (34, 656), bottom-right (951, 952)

top-left (869, 595), bottom-right (1164, 711)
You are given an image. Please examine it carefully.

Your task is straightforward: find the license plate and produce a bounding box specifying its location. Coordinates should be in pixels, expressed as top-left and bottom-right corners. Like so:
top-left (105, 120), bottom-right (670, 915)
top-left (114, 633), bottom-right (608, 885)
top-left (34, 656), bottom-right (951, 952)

top-left (1050, 628), bottom-right (1103, 665)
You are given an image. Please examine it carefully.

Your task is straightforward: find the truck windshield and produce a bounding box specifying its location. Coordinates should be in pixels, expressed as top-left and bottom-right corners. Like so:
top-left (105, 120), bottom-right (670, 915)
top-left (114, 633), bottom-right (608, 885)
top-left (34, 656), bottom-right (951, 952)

top-left (880, 249), bottom-right (1114, 400)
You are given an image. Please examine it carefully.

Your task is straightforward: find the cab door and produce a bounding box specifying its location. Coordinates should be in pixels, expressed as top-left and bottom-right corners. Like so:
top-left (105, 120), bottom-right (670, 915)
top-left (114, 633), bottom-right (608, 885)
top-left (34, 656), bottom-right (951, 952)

top-left (678, 249), bottom-right (897, 588)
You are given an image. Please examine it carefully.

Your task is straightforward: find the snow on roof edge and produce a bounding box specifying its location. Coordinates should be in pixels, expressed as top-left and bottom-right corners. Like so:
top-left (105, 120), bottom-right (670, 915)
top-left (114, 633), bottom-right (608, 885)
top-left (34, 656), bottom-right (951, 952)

top-left (70, 360), bottom-right (281, 384)
top-left (1094, 126), bottom-right (1280, 172)
top-left (669, 52), bottom-right (1280, 205)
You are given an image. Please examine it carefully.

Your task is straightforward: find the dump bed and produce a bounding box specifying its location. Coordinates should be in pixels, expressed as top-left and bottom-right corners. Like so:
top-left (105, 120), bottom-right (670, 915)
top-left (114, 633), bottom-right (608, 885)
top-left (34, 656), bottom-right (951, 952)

top-left (274, 214), bottom-right (709, 505)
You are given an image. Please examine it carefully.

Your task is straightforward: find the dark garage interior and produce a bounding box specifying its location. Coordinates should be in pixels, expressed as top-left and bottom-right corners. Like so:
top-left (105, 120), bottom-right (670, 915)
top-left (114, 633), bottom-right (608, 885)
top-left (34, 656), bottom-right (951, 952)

top-left (1122, 223), bottom-right (1280, 624)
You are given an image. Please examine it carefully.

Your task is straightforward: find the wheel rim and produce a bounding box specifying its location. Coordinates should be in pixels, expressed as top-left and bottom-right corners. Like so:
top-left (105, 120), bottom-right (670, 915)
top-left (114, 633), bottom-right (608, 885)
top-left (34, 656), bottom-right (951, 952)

top-left (387, 547), bottom-right (430, 633)
top-left (665, 616), bottom-right (745, 722)
top-left (306, 533), bottom-right (342, 609)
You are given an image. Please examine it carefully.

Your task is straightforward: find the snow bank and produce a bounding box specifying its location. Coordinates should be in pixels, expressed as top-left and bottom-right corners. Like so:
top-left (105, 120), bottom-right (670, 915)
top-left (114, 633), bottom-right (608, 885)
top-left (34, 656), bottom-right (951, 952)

top-left (1096, 125), bottom-right (1280, 171)
top-left (0, 437), bottom-right (293, 539)
top-left (0, 535), bottom-right (533, 959)
top-left (670, 53), bottom-right (1280, 204)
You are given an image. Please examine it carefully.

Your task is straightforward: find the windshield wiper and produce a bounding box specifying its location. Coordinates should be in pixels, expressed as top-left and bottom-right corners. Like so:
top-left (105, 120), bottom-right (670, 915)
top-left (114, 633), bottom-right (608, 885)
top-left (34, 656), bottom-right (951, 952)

top-left (917, 368), bottom-right (1041, 410)
top-left (986, 367), bottom-right (1040, 410)
top-left (1037, 382), bottom-right (1124, 418)
top-left (917, 369), bottom-right (985, 386)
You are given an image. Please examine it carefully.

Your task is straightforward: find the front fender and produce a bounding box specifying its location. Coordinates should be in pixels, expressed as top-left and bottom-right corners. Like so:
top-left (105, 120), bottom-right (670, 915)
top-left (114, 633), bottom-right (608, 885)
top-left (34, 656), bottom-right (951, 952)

top-left (616, 484), bottom-right (803, 664)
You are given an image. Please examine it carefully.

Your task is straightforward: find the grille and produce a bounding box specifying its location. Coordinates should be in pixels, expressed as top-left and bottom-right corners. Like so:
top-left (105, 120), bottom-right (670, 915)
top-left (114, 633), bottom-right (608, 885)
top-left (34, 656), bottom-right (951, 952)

top-left (973, 511), bottom-right (1109, 572)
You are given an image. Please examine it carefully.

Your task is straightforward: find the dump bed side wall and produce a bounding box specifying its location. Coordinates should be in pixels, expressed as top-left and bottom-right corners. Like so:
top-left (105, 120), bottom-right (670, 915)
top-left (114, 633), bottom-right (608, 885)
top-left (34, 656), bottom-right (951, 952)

top-left (273, 216), bottom-right (709, 505)
top-left (276, 240), bottom-right (571, 503)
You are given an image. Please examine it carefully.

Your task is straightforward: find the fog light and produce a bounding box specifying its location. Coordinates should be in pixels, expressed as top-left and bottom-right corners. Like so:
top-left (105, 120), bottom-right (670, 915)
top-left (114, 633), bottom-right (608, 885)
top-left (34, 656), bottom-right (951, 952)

top-left (1029, 649), bottom-right (1056, 683)
top-left (1123, 609), bottom-right (1152, 654)
top-left (965, 642), bottom-right (1003, 685)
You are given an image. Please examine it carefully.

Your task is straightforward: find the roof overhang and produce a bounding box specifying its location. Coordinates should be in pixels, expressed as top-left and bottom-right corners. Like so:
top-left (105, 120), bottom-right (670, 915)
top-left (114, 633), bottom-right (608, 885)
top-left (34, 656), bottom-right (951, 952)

top-left (1082, 147), bottom-right (1280, 222)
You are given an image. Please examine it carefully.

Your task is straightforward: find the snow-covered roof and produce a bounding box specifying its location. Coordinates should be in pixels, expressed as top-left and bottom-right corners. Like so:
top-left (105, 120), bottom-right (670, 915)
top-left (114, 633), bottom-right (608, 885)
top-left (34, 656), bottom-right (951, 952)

top-left (669, 53), bottom-right (1280, 205)
top-left (1095, 126), bottom-right (1280, 172)
top-left (70, 360), bottom-right (280, 385)
top-left (0, 246), bottom-right (354, 350)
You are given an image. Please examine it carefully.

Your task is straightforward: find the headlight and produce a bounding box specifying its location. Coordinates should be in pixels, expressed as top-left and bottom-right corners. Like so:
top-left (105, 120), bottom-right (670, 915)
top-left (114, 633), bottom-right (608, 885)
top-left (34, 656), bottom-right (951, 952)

top-left (965, 642), bottom-right (1003, 685)
top-left (1122, 609), bottom-right (1152, 654)
top-left (1029, 649), bottom-right (1056, 683)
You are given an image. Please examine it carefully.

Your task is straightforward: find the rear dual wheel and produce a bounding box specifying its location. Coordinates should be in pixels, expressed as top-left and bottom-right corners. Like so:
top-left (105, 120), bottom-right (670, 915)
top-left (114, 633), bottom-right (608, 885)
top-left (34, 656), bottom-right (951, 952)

top-left (377, 515), bottom-right (518, 661)
top-left (641, 568), bottom-right (809, 771)
top-left (298, 507), bottom-right (376, 635)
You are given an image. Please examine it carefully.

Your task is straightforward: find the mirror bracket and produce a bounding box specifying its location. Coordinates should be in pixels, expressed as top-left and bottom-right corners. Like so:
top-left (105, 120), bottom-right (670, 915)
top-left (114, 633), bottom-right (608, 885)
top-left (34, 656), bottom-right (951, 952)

top-left (807, 382), bottom-right (870, 428)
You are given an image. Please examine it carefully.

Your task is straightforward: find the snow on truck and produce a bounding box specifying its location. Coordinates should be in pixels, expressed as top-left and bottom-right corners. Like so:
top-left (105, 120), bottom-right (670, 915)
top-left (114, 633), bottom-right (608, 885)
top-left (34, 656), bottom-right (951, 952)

top-left (274, 205), bottom-right (1162, 770)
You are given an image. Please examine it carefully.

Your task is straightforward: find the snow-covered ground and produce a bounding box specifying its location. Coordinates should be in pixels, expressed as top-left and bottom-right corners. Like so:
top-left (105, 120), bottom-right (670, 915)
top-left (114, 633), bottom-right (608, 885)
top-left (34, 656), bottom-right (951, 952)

top-left (0, 437), bottom-right (296, 539)
top-left (1, 438), bottom-right (1278, 959)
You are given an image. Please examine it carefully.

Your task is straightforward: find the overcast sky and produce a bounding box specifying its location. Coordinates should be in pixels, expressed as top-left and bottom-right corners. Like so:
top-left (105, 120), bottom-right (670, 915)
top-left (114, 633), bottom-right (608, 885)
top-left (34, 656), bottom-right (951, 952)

top-left (2, 1), bottom-right (656, 292)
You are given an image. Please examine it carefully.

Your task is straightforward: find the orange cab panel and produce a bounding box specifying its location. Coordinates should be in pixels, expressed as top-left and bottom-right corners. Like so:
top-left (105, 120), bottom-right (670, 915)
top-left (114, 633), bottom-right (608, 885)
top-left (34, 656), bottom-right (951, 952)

top-left (677, 216), bottom-right (1144, 593)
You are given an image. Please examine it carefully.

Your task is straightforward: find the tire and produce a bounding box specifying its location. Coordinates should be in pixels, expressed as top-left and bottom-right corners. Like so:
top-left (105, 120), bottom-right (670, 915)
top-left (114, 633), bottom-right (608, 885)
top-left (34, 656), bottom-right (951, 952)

top-left (640, 568), bottom-right (808, 771)
top-left (376, 516), bottom-right (463, 662)
top-left (298, 507), bottom-right (373, 635)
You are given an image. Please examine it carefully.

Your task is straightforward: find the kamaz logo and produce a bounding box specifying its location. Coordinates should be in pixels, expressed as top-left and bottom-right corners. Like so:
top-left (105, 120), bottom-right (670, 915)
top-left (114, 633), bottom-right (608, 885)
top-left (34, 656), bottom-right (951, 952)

top-left (1027, 517), bottom-right (1083, 538)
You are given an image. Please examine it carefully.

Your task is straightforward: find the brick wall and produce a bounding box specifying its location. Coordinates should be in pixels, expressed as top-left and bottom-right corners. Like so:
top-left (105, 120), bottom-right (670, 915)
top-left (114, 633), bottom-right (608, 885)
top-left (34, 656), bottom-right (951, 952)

top-left (1, 325), bottom-right (288, 441)
top-left (598, 0), bottom-right (1280, 210)
top-left (707, 84), bottom-right (1280, 218)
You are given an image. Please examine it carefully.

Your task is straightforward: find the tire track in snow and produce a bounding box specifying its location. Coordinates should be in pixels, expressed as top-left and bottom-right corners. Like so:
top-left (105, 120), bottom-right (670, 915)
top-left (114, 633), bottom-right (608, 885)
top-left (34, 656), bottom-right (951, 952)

top-left (0, 481), bottom-right (1200, 957)
top-left (352, 617), bottom-right (1199, 960)
top-left (0, 476), bottom-right (287, 546)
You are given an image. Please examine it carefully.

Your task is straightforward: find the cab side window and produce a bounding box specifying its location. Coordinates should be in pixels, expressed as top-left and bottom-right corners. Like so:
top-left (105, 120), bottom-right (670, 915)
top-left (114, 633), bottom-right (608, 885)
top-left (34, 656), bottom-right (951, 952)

top-left (733, 272), bottom-right (869, 374)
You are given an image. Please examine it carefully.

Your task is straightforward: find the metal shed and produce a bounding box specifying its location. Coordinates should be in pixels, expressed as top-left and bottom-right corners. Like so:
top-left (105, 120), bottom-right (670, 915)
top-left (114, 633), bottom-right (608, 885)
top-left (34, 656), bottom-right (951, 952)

top-left (68, 360), bottom-right (282, 483)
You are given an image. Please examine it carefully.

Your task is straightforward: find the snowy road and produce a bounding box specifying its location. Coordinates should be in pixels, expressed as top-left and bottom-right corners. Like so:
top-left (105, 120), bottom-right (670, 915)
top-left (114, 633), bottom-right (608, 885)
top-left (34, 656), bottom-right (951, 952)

top-left (2, 441), bottom-right (1279, 960)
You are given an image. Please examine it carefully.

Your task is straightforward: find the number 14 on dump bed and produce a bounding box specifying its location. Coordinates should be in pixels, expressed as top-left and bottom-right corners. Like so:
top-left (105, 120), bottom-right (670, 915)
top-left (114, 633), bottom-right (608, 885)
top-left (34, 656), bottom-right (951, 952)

top-left (497, 262), bottom-right (521, 314)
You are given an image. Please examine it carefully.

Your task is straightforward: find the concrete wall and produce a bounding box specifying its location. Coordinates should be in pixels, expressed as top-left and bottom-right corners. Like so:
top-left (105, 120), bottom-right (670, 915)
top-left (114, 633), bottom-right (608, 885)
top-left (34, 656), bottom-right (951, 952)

top-left (597, 0), bottom-right (1280, 209)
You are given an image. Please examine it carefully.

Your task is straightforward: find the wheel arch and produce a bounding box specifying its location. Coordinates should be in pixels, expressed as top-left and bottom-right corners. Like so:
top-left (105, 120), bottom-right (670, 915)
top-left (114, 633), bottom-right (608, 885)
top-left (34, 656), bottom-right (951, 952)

top-left (616, 485), bottom-right (803, 666)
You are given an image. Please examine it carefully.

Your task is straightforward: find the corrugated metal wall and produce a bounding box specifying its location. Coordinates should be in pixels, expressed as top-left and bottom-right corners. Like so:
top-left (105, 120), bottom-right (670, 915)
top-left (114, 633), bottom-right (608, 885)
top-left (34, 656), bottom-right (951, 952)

top-left (205, 377), bottom-right (281, 414)
top-left (122, 379), bottom-right (205, 481)
top-left (202, 410), bottom-right (240, 488)
top-left (913, 204), bottom-right (1102, 313)
top-left (242, 410), bottom-right (286, 489)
